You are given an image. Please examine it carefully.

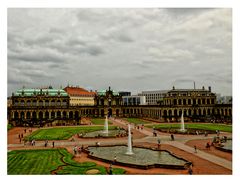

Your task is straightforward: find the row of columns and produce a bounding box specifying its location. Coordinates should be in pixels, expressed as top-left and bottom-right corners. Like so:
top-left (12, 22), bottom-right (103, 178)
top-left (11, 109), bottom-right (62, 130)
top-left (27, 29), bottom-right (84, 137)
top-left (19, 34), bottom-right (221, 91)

top-left (14, 100), bottom-right (68, 107)
top-left (10, 106), bottom-right (232, 121)
top-left (141, 107), bottom-right (232, 117)
top-left (164, 98), bottom-right (215, 106)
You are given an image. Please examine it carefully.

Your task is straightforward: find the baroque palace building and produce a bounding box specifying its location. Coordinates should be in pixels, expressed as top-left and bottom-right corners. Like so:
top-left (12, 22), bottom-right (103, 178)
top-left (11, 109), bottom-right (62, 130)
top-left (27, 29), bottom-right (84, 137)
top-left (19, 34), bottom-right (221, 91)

top-left (7, 86), bottom-right (232, 126)
top-left (64, 86), bottom-right (96, 106)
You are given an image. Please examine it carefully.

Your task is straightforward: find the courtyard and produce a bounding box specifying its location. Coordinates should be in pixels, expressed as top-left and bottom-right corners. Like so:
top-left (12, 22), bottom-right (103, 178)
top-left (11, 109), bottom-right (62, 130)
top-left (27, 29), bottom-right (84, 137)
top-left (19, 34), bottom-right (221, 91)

top-left (7, 117), bottom-right (232, 175)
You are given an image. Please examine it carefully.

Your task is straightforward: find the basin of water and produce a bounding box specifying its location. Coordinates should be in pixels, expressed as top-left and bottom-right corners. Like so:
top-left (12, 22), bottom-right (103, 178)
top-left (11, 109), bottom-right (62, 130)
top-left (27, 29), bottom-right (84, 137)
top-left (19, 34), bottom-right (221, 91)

top-left (82, 129), bottom-right (127, 138)
top-left (157, 128), bottom-right (215, 135)
top-left (87, 145), bottom-right (190, 169)
top-left (217, 139), bottom-right (232, 153)
top-left (222, 139), bottom-right (232, 150)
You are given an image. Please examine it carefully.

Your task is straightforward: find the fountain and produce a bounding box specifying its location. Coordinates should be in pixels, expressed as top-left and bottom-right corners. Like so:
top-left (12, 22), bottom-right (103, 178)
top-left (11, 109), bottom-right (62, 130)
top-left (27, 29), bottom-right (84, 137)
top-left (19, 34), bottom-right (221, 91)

top-left (180, 113), bottom-right (185, 132)
top-left (126, 124), bottom-right (134, 155)
top-left (103, 116), bottom-right (109, 135)
top-left (81, 117), bottom-right (126, 138)
top-left (86, 119), bottom-right (190, 169)
top-left (87, 145), bottom-right (190, 169)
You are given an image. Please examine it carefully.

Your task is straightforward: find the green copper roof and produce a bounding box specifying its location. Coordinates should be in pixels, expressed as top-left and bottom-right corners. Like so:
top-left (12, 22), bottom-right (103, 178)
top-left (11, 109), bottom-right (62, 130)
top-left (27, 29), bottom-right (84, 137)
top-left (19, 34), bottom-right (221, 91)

top-left (13, 88), bottom-right (68, 97)
top-left (97, 89), bottom-right (119, 96)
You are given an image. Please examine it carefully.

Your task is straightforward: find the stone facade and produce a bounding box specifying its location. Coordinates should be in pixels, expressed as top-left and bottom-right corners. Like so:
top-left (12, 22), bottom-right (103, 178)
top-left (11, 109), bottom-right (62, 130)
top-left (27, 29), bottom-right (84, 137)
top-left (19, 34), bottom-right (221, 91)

top-left (8, 86), bottom-right (232, 126)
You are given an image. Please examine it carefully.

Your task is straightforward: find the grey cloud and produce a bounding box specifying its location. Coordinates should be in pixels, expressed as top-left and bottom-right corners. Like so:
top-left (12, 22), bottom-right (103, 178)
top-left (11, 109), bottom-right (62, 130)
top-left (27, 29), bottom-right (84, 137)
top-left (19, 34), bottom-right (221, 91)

top-left (7, 8), bottom-right (232, 96)
top-left (66, 38), bottom-right (87, 46)
top-left (8, 71), bottom-right (34, 85)
top-left (165, 8), bottom-right (215, 17)
top-left (174, 79), bottom-right (195, 83)
top-left (101, 29), bottom-right (134, 43)
top-left (8, 48), bottom-right (66, 63)
top-left (49, 27), bottom-right (65, 34)
top-left (86, 45), bottom-right (104, 56)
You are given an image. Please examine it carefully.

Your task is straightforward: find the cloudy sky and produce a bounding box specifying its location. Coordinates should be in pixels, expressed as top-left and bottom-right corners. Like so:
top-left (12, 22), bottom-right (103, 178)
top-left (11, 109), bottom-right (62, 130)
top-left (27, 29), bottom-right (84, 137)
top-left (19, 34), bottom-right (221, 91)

top-left (7, 8), bottom-right (232, 96)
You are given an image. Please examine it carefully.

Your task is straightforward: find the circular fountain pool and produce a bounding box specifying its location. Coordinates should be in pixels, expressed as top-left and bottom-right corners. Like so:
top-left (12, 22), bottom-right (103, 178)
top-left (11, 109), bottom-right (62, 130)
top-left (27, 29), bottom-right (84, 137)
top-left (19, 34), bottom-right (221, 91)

top-left (87, 146), bottom-right (190, 169)
top-left (157, 128), bottom-right (215, 135)
top-left (216, 139), bottom-right (232, 153)
top-left (82, 129), bottom-right (127, 138)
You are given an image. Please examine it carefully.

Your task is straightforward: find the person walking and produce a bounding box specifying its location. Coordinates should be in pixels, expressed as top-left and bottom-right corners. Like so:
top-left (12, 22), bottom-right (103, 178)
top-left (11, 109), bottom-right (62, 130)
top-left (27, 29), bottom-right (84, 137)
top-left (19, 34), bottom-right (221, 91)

top-left (113, 156), bottom-right (117, 164)
top-left (157, 138), bottom-right (161, 149)
top-left (188, 164), bottom-right (193, 175)
top-left (194, 145), bottom-right (197, 153)
top-left (109, 163), bottom-right (113, 175)
top-left (52, 141), bottom-right (55, 148)
top-left (73, 146), bottom-right (77, 155)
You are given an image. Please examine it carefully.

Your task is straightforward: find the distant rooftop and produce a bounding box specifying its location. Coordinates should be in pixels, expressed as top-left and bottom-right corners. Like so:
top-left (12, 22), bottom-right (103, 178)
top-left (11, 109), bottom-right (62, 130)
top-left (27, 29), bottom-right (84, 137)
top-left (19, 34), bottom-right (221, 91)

top-left (64, 86), bottom-right (96, 96)
top-left (141, 90), bottom-right (169, 93)
top-left (97, 89), bottom-right (119, 96)
top-left (168, 85), bottom-right (213, 92)
top-left (13, 88), bottom-right (68, 97)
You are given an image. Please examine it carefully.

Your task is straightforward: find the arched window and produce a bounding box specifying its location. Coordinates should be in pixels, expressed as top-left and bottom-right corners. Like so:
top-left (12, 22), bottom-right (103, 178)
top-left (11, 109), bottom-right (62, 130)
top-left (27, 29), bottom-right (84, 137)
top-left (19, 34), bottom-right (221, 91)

top-left (198, 109), bottom-right (202, 116)
top-left (168, 110), bottom-right (172, 117)
top-left (57, 111), bottom-right (61, 118)
top-left (32, 111), bottom-right (37, 119)
top-left (69, 111), bottom-right (73, 119)
top-left (20, 112), bottom-right (24, 119)
top-left (27, 100), bottom-right (31, 106)
top-left (184, 109), bottom-right (187, 116)
top-left (45, 100), bottom-right (49, 106)
top-left (39, 111), bottom-right (43, 119)
top-left (14, 111), bottom-right (19, 119)
top-left (14, 101), bottom-right (19, 106)
top-left (183, 99), bottom-right (186, 105)
top-left (57, 100), bottom-right (61, 106)
top-left (178, 99), bottom-right (182, 105)
top-left (188, 109), bottom-right (192, 116)
top-left (32, 100), bottom-right (37, 106)
top-left (203, 109), bottom-right (206, 115)
top-left (45, 111), bottom-right (49, 119)
top-left (51, 100), bottom-right (55, 106)
top-left (75, 111), bottom-right (79, 119)
top-left (63, 111), bottom-right (67, 118)
top-left (51, 111), bottom-right (55, 119)
top-left (39, 100), bottom-right (43, 106)
top-left (26, 112), bottom-right (31, 119)
top-left (207, 109), bottom-right (211, 115)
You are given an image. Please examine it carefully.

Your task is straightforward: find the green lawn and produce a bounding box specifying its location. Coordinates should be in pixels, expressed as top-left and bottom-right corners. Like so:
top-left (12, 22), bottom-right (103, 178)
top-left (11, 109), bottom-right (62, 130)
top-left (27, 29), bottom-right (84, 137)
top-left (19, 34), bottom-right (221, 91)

top-left (126, 118), bottom-right (151, 125)
top-left (91, 118), bottom-right (112, 125)
top-left (25, 126), bottom-right (117, 141)
top-left (8, 148), bottom-right (125, 175)
top-left (147, 123), bottom-right (232, 133)
top-left (8, 149), bottom-right (64, 174)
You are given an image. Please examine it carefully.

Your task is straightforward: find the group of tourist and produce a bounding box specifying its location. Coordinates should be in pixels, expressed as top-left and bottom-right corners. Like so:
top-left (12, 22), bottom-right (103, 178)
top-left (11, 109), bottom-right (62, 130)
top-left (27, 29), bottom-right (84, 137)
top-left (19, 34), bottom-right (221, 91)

top-left (108, 155), bottom-right (117, 175)
top-left (18, 133), bottom-right (24, 143)
top-left (134, 124), bottom-right (144, 130)
top-left (73, 145), bottom-right (84, 156)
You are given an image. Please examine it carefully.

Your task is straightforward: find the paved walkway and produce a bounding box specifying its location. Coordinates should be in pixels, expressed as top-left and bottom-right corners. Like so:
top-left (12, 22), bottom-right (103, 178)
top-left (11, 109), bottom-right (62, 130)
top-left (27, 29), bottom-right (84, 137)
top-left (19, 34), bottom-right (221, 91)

top-left (110, 118), bottom-right (232, 170)
top-left (166, 141), bottom-right (232, 170)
